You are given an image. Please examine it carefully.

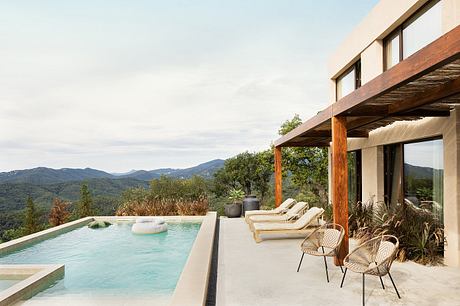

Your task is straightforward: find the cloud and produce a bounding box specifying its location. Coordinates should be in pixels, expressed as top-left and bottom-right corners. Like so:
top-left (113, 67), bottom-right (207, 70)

top-left (0, 0), bottom-right (379, 172)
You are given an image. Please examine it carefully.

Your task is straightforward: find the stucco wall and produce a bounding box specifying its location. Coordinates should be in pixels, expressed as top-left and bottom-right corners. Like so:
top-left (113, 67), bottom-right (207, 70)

top-left (324, 0), bottom-right (460, 266)
top-left (346, 112), bottom-right (460, 266)
top-left (328, 0), bottom-right (428, 81)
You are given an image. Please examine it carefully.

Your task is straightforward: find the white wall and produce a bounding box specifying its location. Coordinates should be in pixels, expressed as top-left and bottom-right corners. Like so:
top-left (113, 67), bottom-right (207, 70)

top-left (325, 0), bottom-right (460, 266)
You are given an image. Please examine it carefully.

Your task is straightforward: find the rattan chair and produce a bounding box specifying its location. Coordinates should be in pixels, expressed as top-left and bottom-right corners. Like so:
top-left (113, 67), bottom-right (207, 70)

top-left (296, 223), bottom-right (345, 282)
top-left (341, 235), bottom-right (401, 306)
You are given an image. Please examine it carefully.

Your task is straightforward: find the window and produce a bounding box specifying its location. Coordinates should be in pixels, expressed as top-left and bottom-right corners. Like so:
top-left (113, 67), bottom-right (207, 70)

top-left (384, 138), bottom-right (444, 222)
top-left (384, 0), bottom-right (442, 70)
top-left (404, 139), bottom-right (444, 221)
top-left (348, 150), bottom-right (362, 205)
top-left (384, 30), bottom-right (401, 70)
top-left (336, 60), bottom-right (361, 100)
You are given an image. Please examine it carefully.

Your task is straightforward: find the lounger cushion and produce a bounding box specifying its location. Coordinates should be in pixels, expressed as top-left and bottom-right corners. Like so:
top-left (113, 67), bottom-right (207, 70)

top-left (253, 207), bottom-right (324, 231)
top-left (244, 198), bottom-right (296, 217)
top-left (248, 201), bottom-right (307, 222)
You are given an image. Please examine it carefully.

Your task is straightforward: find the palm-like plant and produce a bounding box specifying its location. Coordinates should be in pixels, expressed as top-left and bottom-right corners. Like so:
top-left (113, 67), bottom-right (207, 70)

top-left (228, 188), bottom-right (245, 204)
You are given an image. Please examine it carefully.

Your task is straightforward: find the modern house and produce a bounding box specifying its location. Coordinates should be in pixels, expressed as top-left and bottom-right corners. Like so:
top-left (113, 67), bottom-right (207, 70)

top-left (273, 0), bottom-right (460, 267)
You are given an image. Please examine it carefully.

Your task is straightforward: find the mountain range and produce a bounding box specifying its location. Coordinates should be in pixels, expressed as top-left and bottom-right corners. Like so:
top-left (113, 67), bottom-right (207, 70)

top-left (0, 159), bottom-right (225, 185)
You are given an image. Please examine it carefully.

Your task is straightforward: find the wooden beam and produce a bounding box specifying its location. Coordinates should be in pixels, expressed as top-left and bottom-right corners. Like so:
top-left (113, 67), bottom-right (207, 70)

top-left (392, 109), bottom-right (451, 117)
top-left (296, 130), bottom-right (369, 138)
top-left (274, 146), bottom-right (282, 207)
top-left (331, 116), bottom-right (349, 265)
top-left (333, 25), bottom-right (460, 117)
top-left (274, 106), bottom-right (332, 147)
top-left (388, 77), bottom-right (460, 114)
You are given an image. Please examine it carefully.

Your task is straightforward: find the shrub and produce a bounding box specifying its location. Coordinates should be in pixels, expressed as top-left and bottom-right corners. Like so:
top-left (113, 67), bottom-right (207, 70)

top-left (348, 200), bottom-right (374, 237)
top-left (356, 201), bottom-right (445, 265)
top-left (49, 198), bottom-right (70, 226)
top-left (116, 197), bottom-right (208, 216)
top-left (116, 176), bottom-right (209, 216)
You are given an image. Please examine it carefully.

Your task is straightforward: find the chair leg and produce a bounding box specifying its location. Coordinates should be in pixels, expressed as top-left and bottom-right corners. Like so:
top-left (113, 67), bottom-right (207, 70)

top-left (323, 255), bottom-right (329, 283)
top-left (340, 268), bottom-right (347, 288)
top-left (339, 265), bottom-right (344, 273)
top-left (376, 266), bottom-right (385, 289)
top-left (362, 274), bottom-right (365, 306)
top-left (379, 276), bottom-right (385, 289)
top-left (321, 246), bottom-right (329, 282)
top-left (388, 272), bottom-right (401, 299)
top-left (297, 253), bottom-right (304, 272)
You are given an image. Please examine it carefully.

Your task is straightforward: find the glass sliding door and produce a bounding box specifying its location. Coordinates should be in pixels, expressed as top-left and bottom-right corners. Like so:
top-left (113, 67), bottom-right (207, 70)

top-left (348, 150), bottom-right (362, 205)
top-left (403, 139), bottom-right (444, 222)
top-left (384, 138), bottom-right (444, 222)
top-left (384, 144), bottom-right (404, 207)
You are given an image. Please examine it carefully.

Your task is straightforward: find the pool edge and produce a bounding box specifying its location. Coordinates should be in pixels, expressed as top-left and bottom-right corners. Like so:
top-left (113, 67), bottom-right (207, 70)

top-left (0, 264), bottom-right (64, 306)
top-left (170, 212), bottom-right (217, 306)
top-left (0, 218), bottom-right (94, 256)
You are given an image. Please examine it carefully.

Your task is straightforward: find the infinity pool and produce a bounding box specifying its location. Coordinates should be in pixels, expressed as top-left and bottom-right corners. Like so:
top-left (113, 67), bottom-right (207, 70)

top-left (0, 221), bottom-right (200, 303)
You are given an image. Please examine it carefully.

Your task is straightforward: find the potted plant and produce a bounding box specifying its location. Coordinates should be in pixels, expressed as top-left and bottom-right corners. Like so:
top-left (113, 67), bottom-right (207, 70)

top-left (225, 188), bottom-right (245, 218)
top-left (242, 194), bottom-right (260, 215)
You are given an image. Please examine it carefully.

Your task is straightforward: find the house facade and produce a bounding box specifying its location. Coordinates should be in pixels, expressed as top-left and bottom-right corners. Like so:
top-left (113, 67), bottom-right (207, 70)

top-left (329, 0), bottom-right (460, 267)
top-left (274, 0), bottom-right (460, 267)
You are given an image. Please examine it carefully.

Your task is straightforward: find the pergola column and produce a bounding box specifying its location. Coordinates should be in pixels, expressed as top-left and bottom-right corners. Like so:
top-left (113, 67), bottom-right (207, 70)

top-left (331, 116), bottom-right (349, 265)
top-left (274, 146), bottom-right (282, 207)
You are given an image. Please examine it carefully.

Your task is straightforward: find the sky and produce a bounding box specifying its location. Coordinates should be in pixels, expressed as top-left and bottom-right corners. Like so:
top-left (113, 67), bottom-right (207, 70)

top-left (0, 0), bottom-right (379, 173)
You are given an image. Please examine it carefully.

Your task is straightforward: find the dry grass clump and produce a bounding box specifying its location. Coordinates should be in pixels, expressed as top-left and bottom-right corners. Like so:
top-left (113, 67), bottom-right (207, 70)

top-left (354, 201), bottom-right (445, 265)
top-left (116, 197), bottom-right (208, 216)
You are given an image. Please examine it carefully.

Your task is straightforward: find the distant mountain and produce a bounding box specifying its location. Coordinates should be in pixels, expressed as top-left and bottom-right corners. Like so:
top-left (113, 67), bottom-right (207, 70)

top-left (120, 159), bottom-right (225, 180)
top-left (404, 163), bottom-right (444, 180)
top-left (111, 169), bottom-right (138, 176)
top-left (0, 159), bottom-right (225, 184)
top-left (167, 159), bottom-right (225, 179)
top-left (0, 177), bottom-right (149, 213)
top-left (0, 167), bottom-right (113, 184)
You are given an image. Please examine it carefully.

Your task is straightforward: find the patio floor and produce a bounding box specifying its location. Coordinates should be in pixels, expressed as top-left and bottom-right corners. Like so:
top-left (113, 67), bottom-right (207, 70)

top-left (216, 218), bottom-right (460, 306)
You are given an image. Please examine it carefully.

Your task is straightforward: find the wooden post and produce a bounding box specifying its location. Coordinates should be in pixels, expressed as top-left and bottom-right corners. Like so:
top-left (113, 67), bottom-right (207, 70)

top-left (331, 116), bottom-right (349, 265)
top-left (274, 146), bottom-right (282, 207)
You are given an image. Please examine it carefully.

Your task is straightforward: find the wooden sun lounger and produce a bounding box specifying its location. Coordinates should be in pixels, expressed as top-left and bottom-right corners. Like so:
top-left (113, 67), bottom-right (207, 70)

top-left (252, 207), bottom-right (325, 243)
top-left (244, 198), bottom-right (296, 223)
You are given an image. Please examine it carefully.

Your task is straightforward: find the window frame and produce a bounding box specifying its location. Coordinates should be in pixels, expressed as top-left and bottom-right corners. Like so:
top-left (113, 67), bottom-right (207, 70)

top-left (383, 0), bottom-right (441, 71)
top-left (348, 150), bottom-right (362, 205)
top-left (383, 135), bottom-right (443, 208)
top-left (335, 59), bottom-right (361, 101)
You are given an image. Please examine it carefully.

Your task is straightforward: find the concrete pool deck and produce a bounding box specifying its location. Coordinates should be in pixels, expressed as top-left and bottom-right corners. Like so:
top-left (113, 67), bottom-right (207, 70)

top-left (216, 217), bottom-right (460, 306)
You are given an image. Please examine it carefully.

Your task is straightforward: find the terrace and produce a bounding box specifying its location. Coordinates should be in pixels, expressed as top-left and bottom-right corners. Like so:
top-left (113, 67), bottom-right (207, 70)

top-left (216, 218), bottom-right (460, 306)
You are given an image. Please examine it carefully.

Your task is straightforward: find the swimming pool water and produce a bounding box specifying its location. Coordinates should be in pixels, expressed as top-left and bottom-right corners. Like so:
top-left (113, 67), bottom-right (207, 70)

top-left (0, 222), bottom-right (200, 298)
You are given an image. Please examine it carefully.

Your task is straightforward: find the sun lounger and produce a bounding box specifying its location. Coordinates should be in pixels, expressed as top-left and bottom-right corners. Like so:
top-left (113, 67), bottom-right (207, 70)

top-left (244, 198), bottom-right (296, 223)
top-left (252, 206), bottom-right (324, 243)
top-left (248, 201), bottom-right (308, 232)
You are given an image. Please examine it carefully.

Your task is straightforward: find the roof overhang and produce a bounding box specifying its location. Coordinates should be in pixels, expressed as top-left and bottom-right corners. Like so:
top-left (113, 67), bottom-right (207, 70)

top-left (275, 25), bottom-right (460, 147)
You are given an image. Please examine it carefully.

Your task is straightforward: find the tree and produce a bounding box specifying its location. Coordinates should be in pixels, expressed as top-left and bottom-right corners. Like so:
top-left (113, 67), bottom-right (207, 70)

top-left (279, 114), bottom-right (329, 205)
top-left (77, 183), bottom-right (93, 218)
top-left (49, 198), bottom-right (70, 226)
top-left (24, 196), bottom-right (38, 235)
top-left (213, 150), bottom-right (273, 202)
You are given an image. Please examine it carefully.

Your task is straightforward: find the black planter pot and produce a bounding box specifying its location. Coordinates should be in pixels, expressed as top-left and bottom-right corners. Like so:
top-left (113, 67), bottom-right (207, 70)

top-left (225, 203), bottom-right (242, 218)
top-left (242, 195), bottom-right (260, 216)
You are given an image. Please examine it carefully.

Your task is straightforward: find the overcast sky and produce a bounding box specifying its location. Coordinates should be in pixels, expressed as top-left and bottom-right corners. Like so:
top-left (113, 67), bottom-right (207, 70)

top-left (0, 0), bottom-right (378, 172)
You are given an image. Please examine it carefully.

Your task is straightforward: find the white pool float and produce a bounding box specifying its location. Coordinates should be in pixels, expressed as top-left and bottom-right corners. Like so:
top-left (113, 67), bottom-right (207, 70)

top-left (131, 217), bottom-right (167, 234)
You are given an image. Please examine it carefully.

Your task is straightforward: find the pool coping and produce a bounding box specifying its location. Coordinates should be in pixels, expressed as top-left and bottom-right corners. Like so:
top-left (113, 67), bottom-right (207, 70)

top-left (170, 212), bottom-right (217, 306)
top-left (0, 264), bottom-right (64, 306)
top-left (0, 213), bottom-right (217, 306)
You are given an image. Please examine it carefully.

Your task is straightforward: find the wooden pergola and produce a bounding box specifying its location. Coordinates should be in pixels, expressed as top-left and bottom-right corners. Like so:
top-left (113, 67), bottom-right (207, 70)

top-left (273, 25), bottom-right (460, 264)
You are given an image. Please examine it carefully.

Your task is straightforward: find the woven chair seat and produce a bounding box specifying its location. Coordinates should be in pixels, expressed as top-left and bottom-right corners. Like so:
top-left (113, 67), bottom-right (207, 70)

top-left (301, 224), bottom-right (344, 255)
top-left (301, 246), bottom-right (335, 257)
top-left (344, 236), bottom-right (398, 276)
